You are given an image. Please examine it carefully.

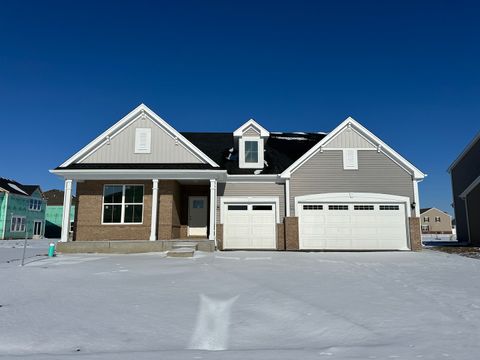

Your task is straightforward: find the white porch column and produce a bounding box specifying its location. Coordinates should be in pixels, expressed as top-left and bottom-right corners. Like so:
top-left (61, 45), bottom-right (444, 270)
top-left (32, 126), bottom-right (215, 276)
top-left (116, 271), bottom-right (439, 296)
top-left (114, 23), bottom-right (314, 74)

top-left (150, 179), bottom-right (159, 241)
top-left (60, 179), bottom-right (73, 242)
top-left (285, 178), bottom-right (291, 217)
top-left (209, 179), bottom-right (217, 241)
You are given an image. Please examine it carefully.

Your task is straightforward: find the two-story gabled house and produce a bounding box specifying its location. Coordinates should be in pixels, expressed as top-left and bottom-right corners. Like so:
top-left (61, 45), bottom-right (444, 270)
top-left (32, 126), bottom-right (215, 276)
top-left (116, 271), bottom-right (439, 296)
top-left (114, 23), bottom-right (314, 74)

top-left (51, 104), bottom-right (425, 251)
top-left (0, 178), bottom-right (46, 239)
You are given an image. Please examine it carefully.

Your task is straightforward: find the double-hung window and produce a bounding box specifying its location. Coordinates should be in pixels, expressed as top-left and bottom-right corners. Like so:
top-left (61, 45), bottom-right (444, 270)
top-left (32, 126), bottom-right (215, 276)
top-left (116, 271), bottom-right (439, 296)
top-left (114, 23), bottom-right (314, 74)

top-left (11, 216), bottom-right (26, 232)
top-left (244, 141), bottom-right (259, 163)
top-left (103, 185), bottom-right (144, 224)
top-left (29, 199), bottom-right (42, 211)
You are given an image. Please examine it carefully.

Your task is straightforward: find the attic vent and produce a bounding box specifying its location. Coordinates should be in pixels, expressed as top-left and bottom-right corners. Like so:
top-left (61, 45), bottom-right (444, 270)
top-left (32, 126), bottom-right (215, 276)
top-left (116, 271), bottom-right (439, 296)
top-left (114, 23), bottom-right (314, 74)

top-left (135, 128), bottom-right (151, 154)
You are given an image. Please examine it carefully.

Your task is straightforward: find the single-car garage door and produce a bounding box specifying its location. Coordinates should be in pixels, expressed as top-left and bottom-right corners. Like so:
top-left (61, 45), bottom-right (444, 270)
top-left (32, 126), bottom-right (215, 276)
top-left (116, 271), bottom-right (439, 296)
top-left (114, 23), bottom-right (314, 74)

top-left (223, 202), bottom-right (276, 249)
top-left (297, 193), bottom-right (410, 250)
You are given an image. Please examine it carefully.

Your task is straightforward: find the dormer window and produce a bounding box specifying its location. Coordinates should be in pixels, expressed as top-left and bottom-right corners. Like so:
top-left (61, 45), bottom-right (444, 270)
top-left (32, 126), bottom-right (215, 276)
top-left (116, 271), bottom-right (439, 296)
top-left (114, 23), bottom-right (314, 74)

top-left (234, 119), bottom-right (269, 169)
top-left (245, 140), bottom-right (259, 163)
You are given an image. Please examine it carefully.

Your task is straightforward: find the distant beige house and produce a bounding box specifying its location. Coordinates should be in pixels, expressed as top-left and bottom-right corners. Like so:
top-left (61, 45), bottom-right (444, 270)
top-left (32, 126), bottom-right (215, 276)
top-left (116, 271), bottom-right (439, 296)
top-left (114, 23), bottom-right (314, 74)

top-left (420, 208), bottom-right (453, 234)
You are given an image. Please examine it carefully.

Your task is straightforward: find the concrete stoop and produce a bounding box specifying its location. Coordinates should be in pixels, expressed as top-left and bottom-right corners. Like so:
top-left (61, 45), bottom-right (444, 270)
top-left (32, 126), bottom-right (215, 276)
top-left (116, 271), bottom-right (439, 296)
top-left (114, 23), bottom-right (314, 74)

top-left (166, 248), bottom-right (195, 257)
top-left (56, 239), bottom-right (214, 254)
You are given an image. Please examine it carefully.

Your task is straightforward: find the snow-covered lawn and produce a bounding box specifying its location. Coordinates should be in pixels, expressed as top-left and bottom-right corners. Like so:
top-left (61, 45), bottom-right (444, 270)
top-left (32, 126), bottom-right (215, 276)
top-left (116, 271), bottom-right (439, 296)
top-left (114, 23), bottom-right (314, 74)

top-left (1, 250), bottom-right (480, 359)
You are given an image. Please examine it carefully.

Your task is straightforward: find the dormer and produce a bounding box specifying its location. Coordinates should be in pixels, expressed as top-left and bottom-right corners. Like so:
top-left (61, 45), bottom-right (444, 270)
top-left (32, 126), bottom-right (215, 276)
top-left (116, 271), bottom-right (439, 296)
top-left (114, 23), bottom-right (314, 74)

top-left (233, 119), bottom-right (269, 169)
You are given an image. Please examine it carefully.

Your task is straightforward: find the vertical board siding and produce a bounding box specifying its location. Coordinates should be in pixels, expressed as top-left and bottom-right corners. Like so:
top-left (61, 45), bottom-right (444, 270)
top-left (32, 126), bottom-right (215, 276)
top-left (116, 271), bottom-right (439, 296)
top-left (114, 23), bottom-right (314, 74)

top-left (290, 150), bottom-right (415, 215)
top-left (325, 128), bottom-right (375, 148)
top-left (81, 117), bottom-right (202, 164)
top-left (451, 139), bottom-right (480, 242)
top-left (216, 182), bottom-right (285, 222)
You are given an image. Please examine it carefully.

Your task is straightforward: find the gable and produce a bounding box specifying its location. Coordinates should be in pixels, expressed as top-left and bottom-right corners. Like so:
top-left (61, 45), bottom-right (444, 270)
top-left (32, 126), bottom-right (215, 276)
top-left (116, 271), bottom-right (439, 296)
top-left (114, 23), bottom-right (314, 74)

top-left (323, 127), bottom-right (375, 149)
top-left (80, 116), bottom-right (202, 164)
top-left (59, 104), bottom-right (219, 168)
top-left (243, 126), bottom-right (261, 137)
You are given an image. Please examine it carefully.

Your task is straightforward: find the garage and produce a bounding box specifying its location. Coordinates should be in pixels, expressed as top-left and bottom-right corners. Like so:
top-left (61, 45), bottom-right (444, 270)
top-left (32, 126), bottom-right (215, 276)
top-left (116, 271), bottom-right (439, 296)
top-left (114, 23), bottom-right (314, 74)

top-left (297, 193), bottom-right (410, 250)
top-left (221, 198), bottom-right (277, 249)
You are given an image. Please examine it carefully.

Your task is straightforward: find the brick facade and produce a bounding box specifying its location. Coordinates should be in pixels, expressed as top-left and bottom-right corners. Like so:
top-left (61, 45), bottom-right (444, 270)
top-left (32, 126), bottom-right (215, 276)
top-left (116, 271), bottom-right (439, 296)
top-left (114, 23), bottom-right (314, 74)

top-left (409, 217), bottom-right (422, 251)
top-left (284, 217), bottom-right (299, 250)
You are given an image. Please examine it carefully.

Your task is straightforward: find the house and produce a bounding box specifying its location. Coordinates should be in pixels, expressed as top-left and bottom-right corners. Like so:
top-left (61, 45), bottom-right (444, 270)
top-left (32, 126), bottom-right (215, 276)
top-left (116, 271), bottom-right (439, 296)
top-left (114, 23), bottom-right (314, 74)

top-left (448, 131), bottom-right (480, 245)
top-left (44, 190), bottom-right (76, 239)
top-left (419, 208), bottom-right (453, 234)
top-left (50, 104), bottom-right (425, 251)
top-left (0, 178), bottom-right (46, 239)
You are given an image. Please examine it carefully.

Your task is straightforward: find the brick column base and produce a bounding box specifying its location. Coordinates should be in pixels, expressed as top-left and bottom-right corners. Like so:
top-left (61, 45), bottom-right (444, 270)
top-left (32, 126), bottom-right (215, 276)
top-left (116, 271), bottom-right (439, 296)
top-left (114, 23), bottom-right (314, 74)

top-left (409, 217), bottom-right (422, 251)
top-left (216, 224), bottom-right (224, 250)
top-left (284, 217), bottom-right (299, 250)
top-left (276, 223), bottom-right (285, 250)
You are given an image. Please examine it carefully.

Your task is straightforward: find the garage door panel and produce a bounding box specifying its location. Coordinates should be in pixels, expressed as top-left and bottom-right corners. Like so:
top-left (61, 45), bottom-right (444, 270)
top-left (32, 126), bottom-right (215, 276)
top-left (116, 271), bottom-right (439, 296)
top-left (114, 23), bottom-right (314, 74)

top-left (299, 201), bottom-right (408, 250)
top-left (223, 203), bottom-right (276, 249)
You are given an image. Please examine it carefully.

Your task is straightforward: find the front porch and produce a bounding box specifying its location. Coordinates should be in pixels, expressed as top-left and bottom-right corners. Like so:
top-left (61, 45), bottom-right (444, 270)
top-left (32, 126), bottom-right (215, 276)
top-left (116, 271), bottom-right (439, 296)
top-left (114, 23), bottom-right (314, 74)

top-left (60, 177), bottom-right (219, 248)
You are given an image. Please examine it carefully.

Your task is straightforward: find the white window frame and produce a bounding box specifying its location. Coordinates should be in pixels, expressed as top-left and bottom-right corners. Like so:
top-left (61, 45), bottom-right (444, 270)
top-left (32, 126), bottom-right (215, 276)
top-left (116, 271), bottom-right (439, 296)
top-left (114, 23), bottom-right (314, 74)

top-left (10, 216), bottom-right (26, 232)
top-left (101, 184), bottom-right (144, 225)
top-left (29, 199), bottom-right (42, 211)
top-left (343, 149), bottom-right (358, 170)
top-left (423, 216), bottom-right (430, 223)
top-left (134, 128), bottom-right (152, 154)
top-left (239, 137), bottom-right (264, 169)
top-left (435, 216), bottom-right (441, 222)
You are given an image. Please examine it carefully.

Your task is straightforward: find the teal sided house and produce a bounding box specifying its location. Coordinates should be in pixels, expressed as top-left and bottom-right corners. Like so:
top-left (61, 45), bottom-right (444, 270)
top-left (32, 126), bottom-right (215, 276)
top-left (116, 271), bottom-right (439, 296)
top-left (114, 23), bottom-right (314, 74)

top-left (44, 190), bottom-right (75, 239)
top-left (0, 178), bottom-right (46, 239)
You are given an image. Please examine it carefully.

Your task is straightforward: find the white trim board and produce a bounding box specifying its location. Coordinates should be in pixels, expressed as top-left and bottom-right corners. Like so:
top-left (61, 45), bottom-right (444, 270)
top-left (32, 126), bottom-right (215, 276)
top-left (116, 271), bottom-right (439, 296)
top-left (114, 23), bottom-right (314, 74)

top-left (459, 175), bottom-right (480, 199)
top-left (233, 119), bottom-right (269, 138)
top-left (280, 117), bottom-right (426, 180)
top-left (59, 104), bottom-right (219, 168)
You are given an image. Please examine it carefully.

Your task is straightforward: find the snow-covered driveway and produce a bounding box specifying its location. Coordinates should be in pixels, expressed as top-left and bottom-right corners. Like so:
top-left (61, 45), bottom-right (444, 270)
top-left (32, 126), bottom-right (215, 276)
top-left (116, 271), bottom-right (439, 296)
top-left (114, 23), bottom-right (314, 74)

top-left (1, 250), bottom-right (479, 359)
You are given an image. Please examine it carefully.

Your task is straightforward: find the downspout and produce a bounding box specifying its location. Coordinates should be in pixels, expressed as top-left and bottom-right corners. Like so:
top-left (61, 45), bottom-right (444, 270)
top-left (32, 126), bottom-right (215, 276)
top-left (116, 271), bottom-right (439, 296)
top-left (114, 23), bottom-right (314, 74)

top-left (285, 178), bottom-right (291, 217)
top-left (2, 192), bottom-right (9, 240)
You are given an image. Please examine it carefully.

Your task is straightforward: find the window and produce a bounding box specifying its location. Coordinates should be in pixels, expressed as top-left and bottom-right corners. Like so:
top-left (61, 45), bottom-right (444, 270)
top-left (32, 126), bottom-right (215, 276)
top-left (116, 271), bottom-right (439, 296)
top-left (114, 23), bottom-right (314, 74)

top-left (354, 205), bottom-right (374, 210)
top-left (421, 225), bottom-right (429, 232)
top-left (343, 149), bottom-right (358, 170)
top-left (103, 185), bottom-right (144, 224)
top-left (244, 141), bottom-right (259, 163)
top-left (252, 205), bottom-right (272, 210)
top-left (380, 205), bottom-right (400, 211)
top-left (328, 205), bottom-right (349, 210)
top-left (435, 216), bottom-right (441, 222)
top-left (423, 216), bottom-right (430, 222)
top-left (228, 205), bottom-right (248, 211)
top-left (29, 199), bottom-right (42, 211)
top-left (193, 200), bottom-right (204, 209)
top-left (239, 138), bottom-right (264, 169)
top-left (10, 216), bottom-right (26, 232)
top-left (134, 128), bottom-right (151, 153)
top-left (303, 205), bottom-right (323, 210)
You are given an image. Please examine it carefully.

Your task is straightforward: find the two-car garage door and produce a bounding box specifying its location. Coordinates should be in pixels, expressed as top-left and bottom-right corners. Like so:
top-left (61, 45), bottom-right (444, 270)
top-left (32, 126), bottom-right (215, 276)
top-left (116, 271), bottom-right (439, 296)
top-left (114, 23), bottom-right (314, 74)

top-left (297, 193), bottom-right (410, 250)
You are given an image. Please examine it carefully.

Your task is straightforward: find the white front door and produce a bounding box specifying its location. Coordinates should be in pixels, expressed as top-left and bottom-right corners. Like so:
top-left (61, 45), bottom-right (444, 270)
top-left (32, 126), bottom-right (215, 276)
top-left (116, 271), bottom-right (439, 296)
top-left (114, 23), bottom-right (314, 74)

top-left (223, 203), bottom-right (276, 249)
top-left (188, 196), bottom-right (208, 236)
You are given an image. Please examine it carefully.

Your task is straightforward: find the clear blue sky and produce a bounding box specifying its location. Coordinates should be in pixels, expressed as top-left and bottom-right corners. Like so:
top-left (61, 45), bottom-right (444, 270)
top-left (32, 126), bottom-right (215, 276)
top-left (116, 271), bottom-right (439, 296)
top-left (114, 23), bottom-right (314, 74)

top-left (1, 0), bottom-right (479, 215)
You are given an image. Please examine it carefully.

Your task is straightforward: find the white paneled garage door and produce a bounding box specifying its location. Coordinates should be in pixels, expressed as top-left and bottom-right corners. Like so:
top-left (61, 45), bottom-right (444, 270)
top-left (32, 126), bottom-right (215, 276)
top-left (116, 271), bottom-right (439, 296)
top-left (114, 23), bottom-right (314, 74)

top-left (223, 202), bottom-right (276, 249)
top-left (297, 194), bottom-right (410, 250)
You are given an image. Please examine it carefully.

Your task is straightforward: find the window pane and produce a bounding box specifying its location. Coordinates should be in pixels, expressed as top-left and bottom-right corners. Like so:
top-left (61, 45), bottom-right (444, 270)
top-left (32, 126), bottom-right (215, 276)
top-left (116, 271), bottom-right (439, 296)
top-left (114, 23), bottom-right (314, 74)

top-left (252, 205), bottom-right (272, 210)
top-left (228, 205), bottom-right (248, 211)
top-left (104, 186), bottom-right (123, 203)
top-left (103, 205), bottom-right (122, 223)
top-left (125, 185), bottom-right (143, 203)
top-left (124, 204), bottom-right (143, 223)
top-left (193, 200), bottom-right (204, 209)
top-left (245, 141), bottom-right (258, 163)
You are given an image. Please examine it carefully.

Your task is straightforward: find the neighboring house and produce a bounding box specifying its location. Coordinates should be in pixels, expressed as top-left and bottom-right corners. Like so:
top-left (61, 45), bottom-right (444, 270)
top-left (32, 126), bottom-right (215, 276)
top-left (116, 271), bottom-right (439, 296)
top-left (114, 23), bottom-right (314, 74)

top-left (419, 208), bottom-right (453, 234)
top-left (44, 190), bottom-right (76, 238)
top-left (448, 131), bottom-right (480, 245)
top-left (51, 104), bottom-right (425, 251)
top-left (0, 178), bottom-right (46, 239)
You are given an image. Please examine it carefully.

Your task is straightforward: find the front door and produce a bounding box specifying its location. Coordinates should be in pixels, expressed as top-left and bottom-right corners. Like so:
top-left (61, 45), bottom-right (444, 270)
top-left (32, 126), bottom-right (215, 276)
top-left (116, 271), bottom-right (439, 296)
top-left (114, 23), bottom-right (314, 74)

top-left (33, 221), bottom-right (42, 238)
top-left (188, 196), bottom-right (208, 236)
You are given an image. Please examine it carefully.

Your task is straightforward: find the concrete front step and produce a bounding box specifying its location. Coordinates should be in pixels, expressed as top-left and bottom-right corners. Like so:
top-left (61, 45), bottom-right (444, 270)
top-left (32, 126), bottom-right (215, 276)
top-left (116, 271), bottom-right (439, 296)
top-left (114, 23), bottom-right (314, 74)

top-left (166, 248), bottom-right (195, 257)
top-left (171, 242), bottom-right (198, 250)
